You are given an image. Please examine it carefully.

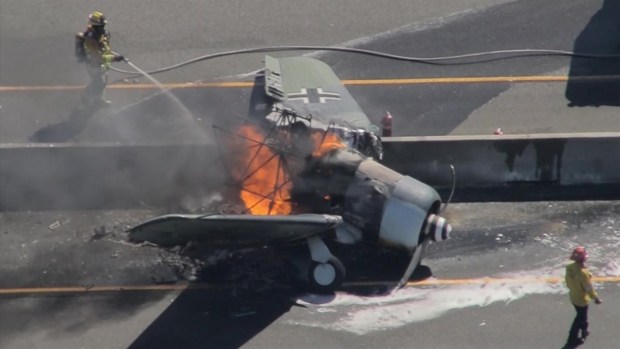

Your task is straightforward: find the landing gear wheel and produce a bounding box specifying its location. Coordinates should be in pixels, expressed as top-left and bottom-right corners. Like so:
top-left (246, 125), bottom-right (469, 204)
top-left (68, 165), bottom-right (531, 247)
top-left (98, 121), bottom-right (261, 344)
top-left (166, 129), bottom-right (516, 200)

top-left (308, 257), bottom-right (345, 293)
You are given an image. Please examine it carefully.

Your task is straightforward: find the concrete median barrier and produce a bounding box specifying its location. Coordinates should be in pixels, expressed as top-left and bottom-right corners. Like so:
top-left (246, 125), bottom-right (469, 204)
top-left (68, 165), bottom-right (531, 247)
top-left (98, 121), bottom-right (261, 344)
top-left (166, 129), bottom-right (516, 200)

top-left (382, 132), bottom-right (620, 201)
top-left (0, 143), bottom-right (224, 211)
top-left (1, 132), bottom-right (619, 211)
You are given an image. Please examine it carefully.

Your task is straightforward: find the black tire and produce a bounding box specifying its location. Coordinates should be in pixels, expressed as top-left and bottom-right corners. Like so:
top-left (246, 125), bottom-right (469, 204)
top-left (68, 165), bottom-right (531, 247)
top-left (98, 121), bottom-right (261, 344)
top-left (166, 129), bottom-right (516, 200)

top-left (307, 257), bottom-right (346, 293)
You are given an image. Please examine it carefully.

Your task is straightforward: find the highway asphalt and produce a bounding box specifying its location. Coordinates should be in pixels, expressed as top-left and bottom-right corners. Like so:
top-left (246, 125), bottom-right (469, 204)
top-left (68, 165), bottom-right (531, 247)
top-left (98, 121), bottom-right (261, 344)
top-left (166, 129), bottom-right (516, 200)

top-left (1, 0), bottom-right (619, 141)
top-left (1, 202), bottom-right (619, 349)
top-left (1, 1), bottom-right (619, 348)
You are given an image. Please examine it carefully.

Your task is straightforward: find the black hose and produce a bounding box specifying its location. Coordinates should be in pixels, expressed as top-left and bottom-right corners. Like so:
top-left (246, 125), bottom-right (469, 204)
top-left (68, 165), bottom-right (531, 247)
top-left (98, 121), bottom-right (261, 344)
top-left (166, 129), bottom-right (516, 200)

top-left (110, 45), bottom-right (620, 80)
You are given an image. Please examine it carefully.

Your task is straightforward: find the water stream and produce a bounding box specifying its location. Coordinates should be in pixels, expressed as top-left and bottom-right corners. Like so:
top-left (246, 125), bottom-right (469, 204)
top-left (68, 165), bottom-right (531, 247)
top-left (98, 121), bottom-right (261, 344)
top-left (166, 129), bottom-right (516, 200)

top-left (124, 60), bottom-right (208, 142)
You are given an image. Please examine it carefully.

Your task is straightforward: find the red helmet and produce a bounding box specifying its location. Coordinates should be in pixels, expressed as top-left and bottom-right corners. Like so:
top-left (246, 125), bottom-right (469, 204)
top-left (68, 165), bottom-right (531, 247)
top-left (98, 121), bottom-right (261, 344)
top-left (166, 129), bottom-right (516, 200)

top-left (570, 246), bottom-right (588, 261)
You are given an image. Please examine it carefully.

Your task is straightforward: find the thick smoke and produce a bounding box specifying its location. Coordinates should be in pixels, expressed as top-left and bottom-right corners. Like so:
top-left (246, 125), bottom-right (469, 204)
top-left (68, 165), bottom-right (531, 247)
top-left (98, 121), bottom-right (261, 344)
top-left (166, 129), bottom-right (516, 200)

top-left (2, 88), bottom-right (227, 211)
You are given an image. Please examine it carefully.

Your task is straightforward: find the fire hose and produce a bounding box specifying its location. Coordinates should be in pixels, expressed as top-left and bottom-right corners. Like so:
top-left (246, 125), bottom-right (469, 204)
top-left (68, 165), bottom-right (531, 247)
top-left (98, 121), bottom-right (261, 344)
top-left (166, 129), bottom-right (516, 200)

top-left (109, 45), bottom-right (620, 82)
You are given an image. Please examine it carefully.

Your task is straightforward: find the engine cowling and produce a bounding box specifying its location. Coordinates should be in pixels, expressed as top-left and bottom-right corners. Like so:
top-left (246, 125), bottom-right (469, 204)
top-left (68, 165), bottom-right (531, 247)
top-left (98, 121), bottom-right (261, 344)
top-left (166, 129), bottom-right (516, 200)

top-left (377, 175), bottom-right (451, 251)
top-left (298, 149), bottom-right (452, 251)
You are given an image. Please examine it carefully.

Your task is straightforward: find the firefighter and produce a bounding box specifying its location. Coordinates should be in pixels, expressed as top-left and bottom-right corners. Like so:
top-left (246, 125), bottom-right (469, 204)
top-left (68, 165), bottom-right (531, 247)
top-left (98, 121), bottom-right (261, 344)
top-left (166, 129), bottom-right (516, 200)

top-left (564, 246), bottom-right (602, 346)
top-left (75, 11), bottom-right (124, 106)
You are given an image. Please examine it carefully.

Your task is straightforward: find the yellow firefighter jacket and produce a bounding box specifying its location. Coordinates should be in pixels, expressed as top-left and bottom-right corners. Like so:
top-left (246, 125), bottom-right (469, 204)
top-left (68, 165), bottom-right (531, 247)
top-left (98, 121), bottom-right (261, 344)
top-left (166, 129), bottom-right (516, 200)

top-left (565, 262), bottom-right (598, 307)
top-left (75, 27), bottom-right (116, 69)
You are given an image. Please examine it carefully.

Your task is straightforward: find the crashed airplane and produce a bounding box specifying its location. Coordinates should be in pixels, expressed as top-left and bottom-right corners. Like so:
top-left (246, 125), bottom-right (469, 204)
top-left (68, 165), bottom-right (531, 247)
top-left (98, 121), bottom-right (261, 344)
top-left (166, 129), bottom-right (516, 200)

top-left (128, 55), bottom-right (452, 292)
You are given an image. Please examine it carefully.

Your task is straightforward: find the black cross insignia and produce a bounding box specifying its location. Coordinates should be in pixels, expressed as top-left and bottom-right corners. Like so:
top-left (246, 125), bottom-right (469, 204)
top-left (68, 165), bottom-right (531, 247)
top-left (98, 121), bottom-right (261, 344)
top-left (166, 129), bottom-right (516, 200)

top-left (287, 88), bottom-right (341, 104)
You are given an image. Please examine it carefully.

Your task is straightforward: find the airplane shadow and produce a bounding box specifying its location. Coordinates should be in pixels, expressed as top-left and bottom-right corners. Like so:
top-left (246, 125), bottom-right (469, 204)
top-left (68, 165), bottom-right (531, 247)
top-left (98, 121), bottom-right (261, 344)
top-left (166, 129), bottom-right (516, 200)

top-left (127, 245), bottom-right (431, 349)
top-left (127, 287), bottom-right (299, 349)
top-left (565, 0), bottom-right (620, 107)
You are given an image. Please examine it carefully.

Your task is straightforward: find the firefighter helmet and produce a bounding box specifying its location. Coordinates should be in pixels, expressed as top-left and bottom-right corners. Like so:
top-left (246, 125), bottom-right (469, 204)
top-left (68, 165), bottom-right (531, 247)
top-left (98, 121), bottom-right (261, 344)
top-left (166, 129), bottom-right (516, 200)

top-left (88, 11), bottom-right (107, 26)
top-left (570, 246), bottom-right (588, 262)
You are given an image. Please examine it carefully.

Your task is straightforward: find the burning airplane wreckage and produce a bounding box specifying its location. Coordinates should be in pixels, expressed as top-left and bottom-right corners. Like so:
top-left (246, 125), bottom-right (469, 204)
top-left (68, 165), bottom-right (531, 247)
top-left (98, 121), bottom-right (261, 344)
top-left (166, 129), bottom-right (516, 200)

top-left (128, 56), bottom-right (452, 292)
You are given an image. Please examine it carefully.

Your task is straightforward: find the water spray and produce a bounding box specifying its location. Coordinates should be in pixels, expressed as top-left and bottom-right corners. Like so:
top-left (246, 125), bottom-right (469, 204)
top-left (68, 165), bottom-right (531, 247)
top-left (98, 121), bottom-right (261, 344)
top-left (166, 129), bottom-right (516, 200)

top-left (122, 58), bottom-right (171, 94)
top-left (116, 57), bottom-right (206, 141)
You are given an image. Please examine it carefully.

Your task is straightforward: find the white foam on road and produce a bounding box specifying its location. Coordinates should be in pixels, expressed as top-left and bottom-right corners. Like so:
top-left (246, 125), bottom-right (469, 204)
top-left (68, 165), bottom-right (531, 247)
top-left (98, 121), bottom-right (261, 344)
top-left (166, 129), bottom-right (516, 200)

top-left (289, 266), bottom-right (582, 335)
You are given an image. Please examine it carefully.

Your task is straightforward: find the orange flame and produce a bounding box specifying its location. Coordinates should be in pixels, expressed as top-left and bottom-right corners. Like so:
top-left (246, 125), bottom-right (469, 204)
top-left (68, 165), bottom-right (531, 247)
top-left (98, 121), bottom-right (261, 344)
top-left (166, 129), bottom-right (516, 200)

top-left (228, 125), bottom-right (345, 215)
top-left (311, 131), bottom-right (345, 157)
top-left (230, 125), bottom-right (292, 215)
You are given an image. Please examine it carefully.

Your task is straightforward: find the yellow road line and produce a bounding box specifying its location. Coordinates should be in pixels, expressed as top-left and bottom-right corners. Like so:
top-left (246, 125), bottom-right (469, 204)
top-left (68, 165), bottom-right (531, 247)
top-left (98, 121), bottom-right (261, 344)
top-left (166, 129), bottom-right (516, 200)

top-left (2, 74), bottom-right (620, 93)
top-left (1, 276), bottom-right (618, 295)
top-left (407, 275), bottom-right (620, 287)
top-left (343, 276), bottom-right (620, 288)
top-left (0, 81), bottom-right (254, 92)
top-left (0, 283), bottom-right (192, 295)
top-left (341, 76), bottom-right (567, 85)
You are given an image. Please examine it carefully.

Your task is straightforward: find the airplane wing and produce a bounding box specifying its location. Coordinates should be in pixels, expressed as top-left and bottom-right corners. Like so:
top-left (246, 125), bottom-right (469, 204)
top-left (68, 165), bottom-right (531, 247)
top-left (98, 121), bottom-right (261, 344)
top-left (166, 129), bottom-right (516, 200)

top-left (128, 213), bottom-right (343, 248)
top-left (264, 55), bottom-right (380, 134)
